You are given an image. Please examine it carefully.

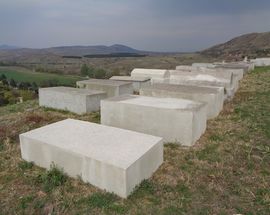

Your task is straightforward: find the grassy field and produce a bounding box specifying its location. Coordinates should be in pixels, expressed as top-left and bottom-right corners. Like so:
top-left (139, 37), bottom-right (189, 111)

top-left (0, 66), bottom-right (83, 86)
top-left (0, 67), bottom-right (269, 214)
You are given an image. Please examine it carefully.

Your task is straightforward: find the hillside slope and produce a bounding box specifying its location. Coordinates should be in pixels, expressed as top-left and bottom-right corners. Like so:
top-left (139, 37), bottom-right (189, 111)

top-left (201, 32), bottom-right (270, 60)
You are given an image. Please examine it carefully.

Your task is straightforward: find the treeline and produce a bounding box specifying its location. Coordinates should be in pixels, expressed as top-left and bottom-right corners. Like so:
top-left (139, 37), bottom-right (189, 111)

top-left (0, 74), bottom-right (38, 91)
top-left (0, 74), bottom-right (37, 106)
top-left (83, 53), bottom-right (146, 58)
top-left (80, 64), bottom-right (120, 79)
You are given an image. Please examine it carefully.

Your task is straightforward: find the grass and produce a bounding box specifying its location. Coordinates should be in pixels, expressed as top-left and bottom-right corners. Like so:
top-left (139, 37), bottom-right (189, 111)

top-left (0, 66), bottom-right (269, 214)
top-left (0, 66), bottom-right (83, 86)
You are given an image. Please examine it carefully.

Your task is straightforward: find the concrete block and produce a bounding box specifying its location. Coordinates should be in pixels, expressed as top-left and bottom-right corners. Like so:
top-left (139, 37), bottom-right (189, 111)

top-left (250, 58), bottom-right (270, 67)
top-left (169, 71), bottom-right (235, 99)
top-left (110, 76), bottom-right (151, 92)
top-left (131, 68), bottom-right (170, 85)
top-left (214, 63), bottom-right (250, 73)
top-left (20, 119), bottom-right (163, 198)
top-left (193, 67), bottom-right (241, 91)
top-left (39, 87), bottom-right (106, 114)
top-left (192, 63), bottom-right (216, 68)
top-left (77, 79), bottom-right (133, 98)
top-left (140, 83), bottom-right (224, 119)
top-left (175, 65), bottom-right (193, 71)
top-left (101, 95), bottom-right (207, 146)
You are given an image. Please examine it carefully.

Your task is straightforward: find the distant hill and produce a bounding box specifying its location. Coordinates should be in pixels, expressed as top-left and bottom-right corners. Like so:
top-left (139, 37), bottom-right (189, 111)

top-left (0, 45), bottom-right (20, 50)
top-left (45, 44), bottom-right (144, 56)
top-left (201, 32), bottom-right (270, 60)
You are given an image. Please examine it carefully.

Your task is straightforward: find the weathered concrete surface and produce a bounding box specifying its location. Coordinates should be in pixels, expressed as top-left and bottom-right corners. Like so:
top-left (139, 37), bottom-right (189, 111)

top-left (214, 63), bottom-right (250, 73)
top-left (192, 67), bottom-right (241, 91)
top-left (77, 79), bottom-right (133, 98)
top-left (101, 95), bottom-right (207, 146)
top-left (131, 68), bottom-right (170, 84)
top-left (110, 76), bottom-right (151, 92)
top-left (140, 83), bottom-right (224, 119)
top-left (20, 119), bottom-right (163, 198)
top-left (169, 71), bottom-right (235, 99)
top-left (176, 64), bottom-right (244, 91)
top-left (250, 58), bottom-right (270, 67)
top-left (175, 65), bottom-right (193, 71)
top-left (192, 63), bottom-right (216, 68)
top-left (39, 87), bottom-right (106, 114)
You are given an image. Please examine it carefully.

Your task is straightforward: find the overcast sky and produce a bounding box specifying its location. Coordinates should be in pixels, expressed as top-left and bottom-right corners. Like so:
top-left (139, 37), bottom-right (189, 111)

top-left (0, 0), bottom-right (270, 52)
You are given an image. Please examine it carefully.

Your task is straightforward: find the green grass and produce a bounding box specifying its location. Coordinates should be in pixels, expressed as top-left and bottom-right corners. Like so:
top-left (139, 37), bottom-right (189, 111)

top-left (0, 66), bottom-right (269, 214)
top-left (0, 66), bottom-right (83, 86)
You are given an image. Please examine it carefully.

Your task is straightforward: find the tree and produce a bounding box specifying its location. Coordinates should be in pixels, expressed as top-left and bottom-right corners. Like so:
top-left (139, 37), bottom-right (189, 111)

top-left (9, 79), bottom-right (17, 88)
top-left (31, 82), bottom-right (38, 90)
top-left (87, 66), bottom-right (95, 78)
top-left (0, 74), bottom-right (7, 81)
top-left (94, 68), bottom-right (107, 79)
top-left (80, 64), bottom-right (89, 76)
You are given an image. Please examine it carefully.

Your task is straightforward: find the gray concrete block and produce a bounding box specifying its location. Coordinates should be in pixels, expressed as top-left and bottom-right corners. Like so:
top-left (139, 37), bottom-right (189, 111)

top-left (140, 83), bottom-right (224, 119)
top-left (110, 76), bottom-right (151, 92)
top-left (193, 67), bottom-right (241, 91)
top-left (39, 87), bottom-right (106, 114)
top-left (175, 65), bottom-right (193, 71)
top-left (169, 71), bottom-right (235, 99)
top-left (20, 119), bottom-right (163, 198)
top-left (192, 63), bottom-right (216, 68)
top-left (77, 79), bottom-right (133, 98)
top-left (101, 95), bottom-right (207, 146)
top-left (131, 68), bottom-right (170, 85)
top-left (250, 58), bottom-right (270, 67)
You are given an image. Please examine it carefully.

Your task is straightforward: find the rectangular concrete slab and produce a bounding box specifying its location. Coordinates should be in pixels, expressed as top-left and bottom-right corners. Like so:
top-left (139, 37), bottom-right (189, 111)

top-left (140, 83), bottom-right (224, 119)
top-left (191, 67), bottom-right (241, 91)
top-left (251, 58), bottom-right (270, 67)
top-left (101, 95), bottom-right (207, 146)
top-left (175, 65), bottom-right (193, 71)
top-left (110, 76), bottom-right (151, 92)
top-left (131, 68), bottom-right (170, 85)
top-left (169, 71), bottom-right (235, 99)
top-left (20, 119), bottom-right (163, 198)
top-left (76, 79), bottom-right (133, 98)
top-left (39, 87), bottom-right (106, 114)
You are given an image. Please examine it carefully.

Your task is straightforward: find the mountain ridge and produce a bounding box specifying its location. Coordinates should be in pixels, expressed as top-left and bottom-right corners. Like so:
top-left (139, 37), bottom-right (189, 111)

top-left (201, 31), bottom-right (270, 60)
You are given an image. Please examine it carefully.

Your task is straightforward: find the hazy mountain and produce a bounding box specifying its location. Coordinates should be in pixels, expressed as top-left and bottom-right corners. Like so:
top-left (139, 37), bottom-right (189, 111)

top-left (201, 32), bottom-right (270, 59)
top-left (44, 44), bottom-right (143, 56)
top-left (0, 45), bottom-right (20, 50)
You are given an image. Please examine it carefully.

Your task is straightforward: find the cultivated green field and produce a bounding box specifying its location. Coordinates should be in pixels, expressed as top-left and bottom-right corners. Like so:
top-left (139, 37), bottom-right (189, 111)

top-left (0, 66), bottom-right (84, 86)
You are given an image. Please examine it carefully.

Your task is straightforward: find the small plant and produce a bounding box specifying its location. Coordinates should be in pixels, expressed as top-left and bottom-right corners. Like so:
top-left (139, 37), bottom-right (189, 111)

top-left (19, 195), bottom-right (34, 209)
top-left (36, 164), bottom-right (67, 192)
top-left (130, 179), bottom-right (155, 198)
top-left (87, 193), bottom-right (117, 209)
top-left (209, 134), bottom-right (224, 142)
top-left (18, 161), bottom-right (33, 170)
top-left (195, 143), bottom-right (221, 163)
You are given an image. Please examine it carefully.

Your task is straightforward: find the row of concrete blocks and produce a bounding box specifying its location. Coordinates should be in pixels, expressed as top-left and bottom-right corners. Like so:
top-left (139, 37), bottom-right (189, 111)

top-left (21, 61), bottom-right (252, 198)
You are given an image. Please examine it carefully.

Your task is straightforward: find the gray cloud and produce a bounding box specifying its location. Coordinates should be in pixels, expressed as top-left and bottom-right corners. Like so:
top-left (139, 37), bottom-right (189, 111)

top-left (0, 0), bottom-right (269, 51)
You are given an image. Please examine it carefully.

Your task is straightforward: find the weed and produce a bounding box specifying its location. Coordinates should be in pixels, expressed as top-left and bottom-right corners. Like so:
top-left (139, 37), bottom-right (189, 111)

top-left (36, 164), bottom-right (67, 192)
top-left (18, 161), bottom-right (33, 171)
top-left (19, 195), bottom-right (34, 209)
top-left (130, 180), bottom-right (155, 198)
top-left (196, 143), bottom-right (221, 162)
top-left (162, 206), bottom-right (185, 215)
top-left (208, 134), bottom-right (224, 142)
top-left (86, 193), bottom-right (117, 209)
